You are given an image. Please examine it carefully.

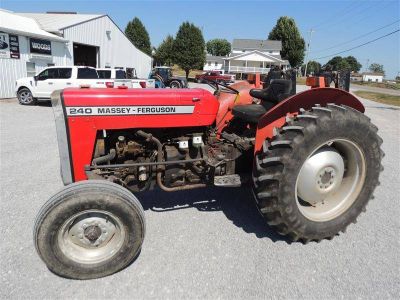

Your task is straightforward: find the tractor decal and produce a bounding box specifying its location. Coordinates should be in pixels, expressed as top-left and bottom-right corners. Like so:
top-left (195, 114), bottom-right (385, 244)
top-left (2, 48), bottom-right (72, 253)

top-left (66, 105), bottom-right (195, 116)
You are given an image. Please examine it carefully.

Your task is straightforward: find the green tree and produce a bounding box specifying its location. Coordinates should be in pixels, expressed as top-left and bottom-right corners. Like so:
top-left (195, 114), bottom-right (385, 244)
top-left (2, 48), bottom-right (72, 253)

top-left (206, 39), bottom-right (231, 56)
top-left (268, 16), bottom-right (305, 67)
top-left (173, 22), bottom-right (206, 78)
top-left (125, 17), bottom-right (152, 55)
top-left (345, 56), bottom-right (362, 72)
top-left (154, 35), bottom-right (175, 66)
top-left (301, 60), bottom-right (321, 75)
top-left (336, 59), bottom-right (351, 70)
top-left (325, 56), bottom-right (343, 71)
top-left (369, 63), bottom-right (385, 74)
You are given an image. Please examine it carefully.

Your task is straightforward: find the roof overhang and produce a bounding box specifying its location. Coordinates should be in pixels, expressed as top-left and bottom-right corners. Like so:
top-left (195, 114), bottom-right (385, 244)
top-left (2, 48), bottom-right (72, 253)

top-left (226, 50), bottom-right (285, 63)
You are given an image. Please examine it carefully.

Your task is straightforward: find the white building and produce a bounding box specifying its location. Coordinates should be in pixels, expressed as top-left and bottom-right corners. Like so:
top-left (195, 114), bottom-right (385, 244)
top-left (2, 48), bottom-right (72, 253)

top-left (350, 72), bottom-right (384, 83)
top-left (362, 73), bottom-right (384, 83)
top-left (204, 39), bottom-right (289, 76)
top-left (0, 10), bottom-right (152, 98)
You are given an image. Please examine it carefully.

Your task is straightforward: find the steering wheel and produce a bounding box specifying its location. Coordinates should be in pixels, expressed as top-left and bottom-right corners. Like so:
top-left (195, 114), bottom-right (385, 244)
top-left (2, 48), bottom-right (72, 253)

top-left (204, 79), bottom-right (239, 95)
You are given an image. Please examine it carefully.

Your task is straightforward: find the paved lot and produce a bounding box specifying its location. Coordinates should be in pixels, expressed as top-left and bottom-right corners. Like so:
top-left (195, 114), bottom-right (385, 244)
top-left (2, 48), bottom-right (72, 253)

top-left (1, 86), bottom-right (399, 299)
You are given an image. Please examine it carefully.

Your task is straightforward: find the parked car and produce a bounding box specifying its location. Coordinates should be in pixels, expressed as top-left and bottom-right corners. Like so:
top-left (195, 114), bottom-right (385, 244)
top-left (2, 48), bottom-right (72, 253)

top-left (97, 68), bottom-right (155, 89)
top-left (195, 71), bottom-right (235, 84)
top-left (16, 66), bottom-right (112, 105)
top-left (150, 66), bottom-right (188, 88)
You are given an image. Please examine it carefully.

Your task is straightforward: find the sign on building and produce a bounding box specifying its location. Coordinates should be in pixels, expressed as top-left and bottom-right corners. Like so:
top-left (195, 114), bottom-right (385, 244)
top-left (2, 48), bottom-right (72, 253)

top-left (0, 31), bottom-right (10, 58)
top-left (30, 38), bottom-right (52, 55)
top-left (9, 35), bottom-right (20, 59)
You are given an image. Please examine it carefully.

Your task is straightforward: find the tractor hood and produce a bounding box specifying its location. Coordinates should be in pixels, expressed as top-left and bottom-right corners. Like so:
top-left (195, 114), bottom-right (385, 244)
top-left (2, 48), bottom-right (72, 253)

top-left (51, 87), bottom-right (219, 183)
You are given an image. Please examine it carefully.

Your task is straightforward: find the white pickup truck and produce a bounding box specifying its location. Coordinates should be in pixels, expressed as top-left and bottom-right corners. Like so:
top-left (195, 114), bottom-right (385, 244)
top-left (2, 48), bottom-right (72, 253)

top-left (97, 68), bottom-right (155, 89)
top-left (16, 66), bottom-right (113, 105)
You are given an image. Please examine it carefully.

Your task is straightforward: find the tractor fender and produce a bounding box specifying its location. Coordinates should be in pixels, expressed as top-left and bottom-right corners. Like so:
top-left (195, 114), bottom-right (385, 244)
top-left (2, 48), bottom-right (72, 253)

top-left (254, 87), bottom-right (365, 152)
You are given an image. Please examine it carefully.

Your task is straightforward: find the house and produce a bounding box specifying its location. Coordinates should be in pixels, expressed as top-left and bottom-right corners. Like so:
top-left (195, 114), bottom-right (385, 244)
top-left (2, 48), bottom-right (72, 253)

top-left (204, 38), bottom-right (289, 76)
top-left (204, 55), bottom-right (224, 71)
top-left (350, 72), bottom-right (384, 83)
top-left (362, 73), bottom-right (384, 83)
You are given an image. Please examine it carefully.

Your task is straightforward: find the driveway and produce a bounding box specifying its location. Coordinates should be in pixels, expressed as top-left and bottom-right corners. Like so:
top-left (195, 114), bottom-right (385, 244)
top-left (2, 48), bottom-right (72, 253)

top-left (1, 88), bottom-right (399, 299)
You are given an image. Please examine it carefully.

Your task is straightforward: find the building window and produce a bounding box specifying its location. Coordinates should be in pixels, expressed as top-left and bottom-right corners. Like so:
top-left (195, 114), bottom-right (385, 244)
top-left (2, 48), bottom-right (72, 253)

top-left (47, 63), bottom-right (55, 67)
top-left (208, 62), bottom-right (211, 66)
top-left (215, 62), bottom-right (218, 66)
top-left (260, 63), bottom-right (263, 68)
top-left (26, 62), bottom-right (36, 77)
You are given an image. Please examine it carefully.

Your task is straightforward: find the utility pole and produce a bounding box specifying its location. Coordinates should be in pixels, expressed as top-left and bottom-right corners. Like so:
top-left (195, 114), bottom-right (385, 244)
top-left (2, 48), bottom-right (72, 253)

top-left (365, 58), bottom-right (370, 72)
top-left (304, 29), bottom-right (315, 77)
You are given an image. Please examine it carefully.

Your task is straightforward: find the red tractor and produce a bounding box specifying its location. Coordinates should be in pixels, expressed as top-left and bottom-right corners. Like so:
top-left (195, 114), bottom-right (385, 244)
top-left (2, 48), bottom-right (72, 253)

top-left (34, 75), bottom-right (383, 279)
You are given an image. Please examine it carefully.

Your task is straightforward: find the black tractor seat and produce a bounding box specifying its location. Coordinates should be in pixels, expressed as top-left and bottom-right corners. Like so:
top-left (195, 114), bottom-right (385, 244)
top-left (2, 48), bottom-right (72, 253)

top-left (232, 79), bottom-right (292, 124)
top-left (232, 104), bottom-right (267, 124)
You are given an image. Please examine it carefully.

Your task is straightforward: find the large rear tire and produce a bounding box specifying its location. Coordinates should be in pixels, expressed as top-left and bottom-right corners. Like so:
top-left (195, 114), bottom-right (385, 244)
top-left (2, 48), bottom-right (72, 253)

top-left (34, 180), bottom-right (145, 279)
top-left (253, 104), bottom-right (383, 243)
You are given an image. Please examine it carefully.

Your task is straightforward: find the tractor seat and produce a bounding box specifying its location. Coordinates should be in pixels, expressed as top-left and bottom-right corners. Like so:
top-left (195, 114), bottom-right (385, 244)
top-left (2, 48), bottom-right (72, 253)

top-left (249, 79), bottom-right (292, 103)
top-left (232, 104), bottom-right (267, 123)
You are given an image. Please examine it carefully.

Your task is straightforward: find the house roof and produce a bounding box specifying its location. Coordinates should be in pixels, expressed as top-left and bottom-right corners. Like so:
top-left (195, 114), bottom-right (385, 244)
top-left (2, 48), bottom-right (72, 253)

top-left (205, 55), bottom-right (225, 64)
top-left (225, 50), bottom-right (288, 64)
top-left (0, 9), bottom-right (67, 42)
top-left (17, 12), bottom-right (105, 34)
top-left (362, 72), bottom-right (384, 76)
top-left (232, 39), bottom-right (282, 51)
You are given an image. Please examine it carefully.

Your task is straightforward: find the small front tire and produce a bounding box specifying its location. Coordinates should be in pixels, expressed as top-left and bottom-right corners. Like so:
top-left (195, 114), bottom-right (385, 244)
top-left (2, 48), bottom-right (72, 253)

top-left (169, 80), bottom-right (181, 88)
top-left (34, 180), bottom-right (145, 279)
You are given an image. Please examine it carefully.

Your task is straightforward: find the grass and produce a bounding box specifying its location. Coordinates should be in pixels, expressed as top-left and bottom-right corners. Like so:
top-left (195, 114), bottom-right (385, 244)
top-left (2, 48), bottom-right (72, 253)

top-left (171, 65), bottom-right (203, 78)
top-left (296, 77), bottom-right (307, 85)
top-left (352, 81), bottom-right (400, 90)
top-left (353, 91), bottom-right (400, 107)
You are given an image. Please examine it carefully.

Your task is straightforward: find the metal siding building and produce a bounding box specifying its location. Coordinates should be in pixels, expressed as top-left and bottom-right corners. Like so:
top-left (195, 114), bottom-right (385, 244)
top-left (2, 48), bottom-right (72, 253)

top-left (1, 11), bottom-right (152, 98)
top-left (61, 15), bottom-right (151, 78)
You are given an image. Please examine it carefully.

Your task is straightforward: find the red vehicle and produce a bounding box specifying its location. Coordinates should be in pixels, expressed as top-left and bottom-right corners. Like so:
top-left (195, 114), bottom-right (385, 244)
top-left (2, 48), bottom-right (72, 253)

top-left (195, 71), bottom-right (235, 83)
top-left (34, 76), bottom-right (383, 279)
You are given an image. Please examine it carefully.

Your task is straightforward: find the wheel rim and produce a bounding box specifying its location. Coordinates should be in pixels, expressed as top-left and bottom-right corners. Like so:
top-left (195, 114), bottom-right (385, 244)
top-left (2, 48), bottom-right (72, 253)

top-left (19, 91), bottom-right (32, 103)
top-left (57, 209), bottom-right (126, 264)
top-left (295, 139), bottom-right (366, 222)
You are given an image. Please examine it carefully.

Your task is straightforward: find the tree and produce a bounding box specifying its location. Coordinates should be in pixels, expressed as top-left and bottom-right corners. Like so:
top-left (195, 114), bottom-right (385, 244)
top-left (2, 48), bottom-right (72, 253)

top-left (206, 39), bottom-right (231, 56)
top-left (344, 56), bottom-right (362, 72)
top-left (324, 56), bottom-right (359, 71)
top-left (125, 17), bottom-right (152, 55)
top-left (154, 35), bottom-right (175, 66)
top-left (369, 63), bottom-right (385, 74)
top-left (173, 22), bottom-right (205, 78)
top-left (301, 60), bottom-right (321, 75)
top-left (268, 16), bottom-right (305, 67)
top-left (325, 56), bottom-right (343, 71)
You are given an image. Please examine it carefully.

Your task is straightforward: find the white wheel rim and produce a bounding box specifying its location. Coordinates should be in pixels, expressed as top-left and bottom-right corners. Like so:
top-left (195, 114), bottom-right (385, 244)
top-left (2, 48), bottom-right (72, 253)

top-left (19, 91), bottom-right (32, 103)
top-left (295, 139), bottom-right (366, 222)
top-left (57, 209), bottom-right (126, 264)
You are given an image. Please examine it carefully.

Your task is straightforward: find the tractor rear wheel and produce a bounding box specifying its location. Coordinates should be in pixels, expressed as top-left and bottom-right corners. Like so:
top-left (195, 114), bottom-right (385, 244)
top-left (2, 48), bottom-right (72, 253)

top-left (34, 180), bottom-right (145, 279)
top-left (253, 104), bottom-right (383, 243)
top-left (169, 80), bottom-right (181, 88)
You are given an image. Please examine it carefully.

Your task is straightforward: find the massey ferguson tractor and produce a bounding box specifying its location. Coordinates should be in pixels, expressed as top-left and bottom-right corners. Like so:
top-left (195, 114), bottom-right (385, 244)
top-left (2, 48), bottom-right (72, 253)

top-left (34, 74), bottom-right (383, 279)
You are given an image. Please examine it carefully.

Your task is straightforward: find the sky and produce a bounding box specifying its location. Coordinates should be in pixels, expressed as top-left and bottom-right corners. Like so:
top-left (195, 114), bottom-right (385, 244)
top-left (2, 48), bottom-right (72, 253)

top-left (2, 0), bottom-right (399, 78)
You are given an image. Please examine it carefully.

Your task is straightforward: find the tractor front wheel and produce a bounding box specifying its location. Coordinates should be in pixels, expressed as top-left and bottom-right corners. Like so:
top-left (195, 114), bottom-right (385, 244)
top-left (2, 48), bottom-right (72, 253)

top-left (169, 80), bottom-right (181, 88)
top-left (34, 180), bottom-right (145, 279)
top-left (253, 104), bottom-right (383, 243)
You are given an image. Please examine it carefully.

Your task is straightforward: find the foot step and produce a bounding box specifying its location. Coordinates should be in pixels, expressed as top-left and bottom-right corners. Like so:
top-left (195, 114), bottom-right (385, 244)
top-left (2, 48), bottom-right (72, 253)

top-left (214, 174), bottom-right (241, 187)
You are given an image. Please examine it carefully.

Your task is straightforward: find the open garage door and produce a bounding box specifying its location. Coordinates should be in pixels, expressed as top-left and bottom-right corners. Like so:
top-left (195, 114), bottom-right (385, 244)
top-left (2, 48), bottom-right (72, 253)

top-left (73, 43), bottom-right (98, 67)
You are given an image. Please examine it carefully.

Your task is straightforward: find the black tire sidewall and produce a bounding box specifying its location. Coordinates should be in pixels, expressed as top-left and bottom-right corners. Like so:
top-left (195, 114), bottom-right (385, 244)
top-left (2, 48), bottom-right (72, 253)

top-left (170, 81), bottom-right (181, 88)
top-left (35, 183), bottom-right (145, 279)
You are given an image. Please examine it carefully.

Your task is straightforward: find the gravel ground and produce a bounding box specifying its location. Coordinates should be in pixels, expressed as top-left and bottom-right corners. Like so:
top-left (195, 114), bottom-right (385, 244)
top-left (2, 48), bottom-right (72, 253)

top-left (1, 85), bottom-right (399, 299)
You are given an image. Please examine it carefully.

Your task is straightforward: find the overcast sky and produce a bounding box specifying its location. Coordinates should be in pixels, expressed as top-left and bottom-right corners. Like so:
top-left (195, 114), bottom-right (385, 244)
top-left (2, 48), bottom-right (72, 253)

top-left (2, 0), bottom-right (399, 78)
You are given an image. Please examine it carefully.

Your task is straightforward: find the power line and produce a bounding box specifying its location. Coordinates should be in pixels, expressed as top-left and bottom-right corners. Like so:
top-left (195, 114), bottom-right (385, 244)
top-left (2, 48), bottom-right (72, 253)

top-left (311, 29), bottom-right (400, 60)
top-left (311, 1), bottom-right (360, 29)
top-left (310, 19), bottom-right (400, 54)
top-left (312, 1), bottom-right (379, 30)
